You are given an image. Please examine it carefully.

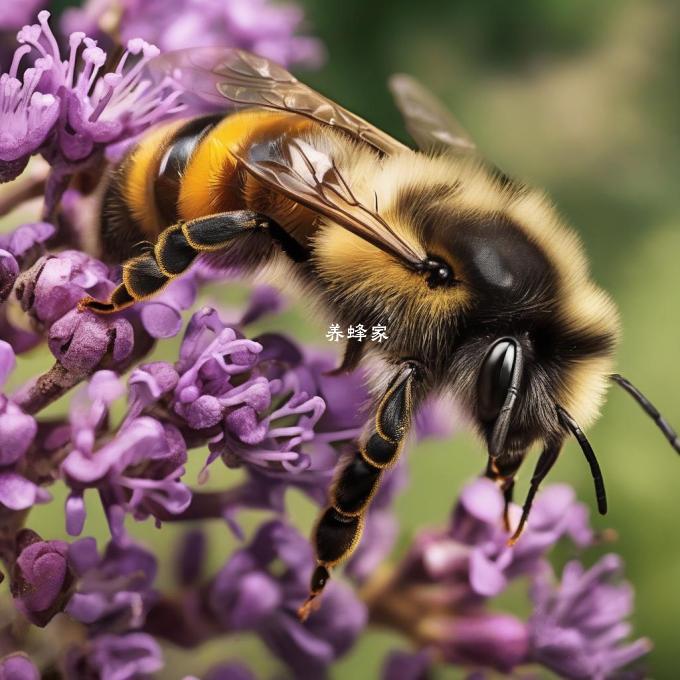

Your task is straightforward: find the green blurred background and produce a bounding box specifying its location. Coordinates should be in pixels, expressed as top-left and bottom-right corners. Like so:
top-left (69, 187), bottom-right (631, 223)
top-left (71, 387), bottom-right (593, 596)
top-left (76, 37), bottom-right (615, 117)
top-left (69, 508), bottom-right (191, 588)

top-left (4, 0), bottom-right (680, 677)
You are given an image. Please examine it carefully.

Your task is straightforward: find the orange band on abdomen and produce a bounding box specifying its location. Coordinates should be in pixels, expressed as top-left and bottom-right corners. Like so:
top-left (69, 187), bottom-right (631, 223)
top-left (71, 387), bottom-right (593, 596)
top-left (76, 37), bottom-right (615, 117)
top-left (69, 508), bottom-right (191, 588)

top-left (178, 109), bottom-right (313, 222)
top-left (123, 119), bottom-right (186, 238)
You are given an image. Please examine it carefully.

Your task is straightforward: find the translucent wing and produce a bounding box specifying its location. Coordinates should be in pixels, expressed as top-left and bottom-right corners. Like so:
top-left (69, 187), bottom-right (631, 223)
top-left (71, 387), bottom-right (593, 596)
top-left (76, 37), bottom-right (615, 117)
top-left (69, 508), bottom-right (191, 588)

top-left (148, 48), bottom-right (407, 156)
top-left (232, 134), bottom-right (425, 266)
top-left (388, 73), bottom-right (476, 154)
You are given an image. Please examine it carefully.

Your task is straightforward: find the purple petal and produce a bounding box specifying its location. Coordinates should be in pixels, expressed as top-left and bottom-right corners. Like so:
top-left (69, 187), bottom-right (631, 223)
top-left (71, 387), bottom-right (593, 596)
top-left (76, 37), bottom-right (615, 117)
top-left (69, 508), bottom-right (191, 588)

top-left (0, 339), bottom-right (16, 385)
top-left (67, 537), bottom-right (99, 575)
top-left (458, 478), bottom-right (504, 524)
top-left (13, 540), bottom-right (69, 613)
top-left (469, 548), bottom-right (508, 597)
top-left (0, 472), bottom-right (50, 510)
top-left (0, 653), bottom-right (40, 680)
top-left (88, 370), bottom-right (125, 405)
top-left (0, 222), bottom-right (55, 259)
top-left (65, 493), bottom-right (86, 536)
top-left (441, 613), bottom-right (530, 672)
top-left (0, 250), bottom-right (19, 301)
top-left (180, 395), bottom-right (224, 429)
top-left (140, 302), bottom-right (183, 339)
top-left (382, 650), bottom-right (432, 680)
top-left (49, 310), bottom-right (134, 373)
top-left (0, 407), bottom-right (38, 465)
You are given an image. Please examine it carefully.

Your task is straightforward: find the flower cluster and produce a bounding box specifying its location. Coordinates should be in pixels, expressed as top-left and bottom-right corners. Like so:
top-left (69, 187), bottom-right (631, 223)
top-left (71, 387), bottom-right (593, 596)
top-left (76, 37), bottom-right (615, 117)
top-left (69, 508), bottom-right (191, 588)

top-left (62, 0), bottom-right (324, 68)
top-left (370, 478), bottom-right (650, 678)
top-left (0, 2), bottom-right (654, 679)
top-left (1, 10), bottom-right (183, 210)
top-left (0, 341), bottom-right (49, 512)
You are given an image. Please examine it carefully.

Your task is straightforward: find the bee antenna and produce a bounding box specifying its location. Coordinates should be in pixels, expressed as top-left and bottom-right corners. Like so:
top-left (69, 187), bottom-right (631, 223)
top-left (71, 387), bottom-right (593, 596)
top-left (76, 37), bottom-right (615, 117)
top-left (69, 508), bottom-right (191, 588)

top-left (556, 405), bottom-right (607, 515)
top-left (610, 374), bottom-right (680, 454)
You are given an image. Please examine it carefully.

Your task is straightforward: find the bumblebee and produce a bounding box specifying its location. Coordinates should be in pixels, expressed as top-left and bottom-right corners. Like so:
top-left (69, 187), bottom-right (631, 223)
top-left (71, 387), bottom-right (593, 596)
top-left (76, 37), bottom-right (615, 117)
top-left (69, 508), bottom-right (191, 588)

top-left (80, 49), bottom-right (679, 619)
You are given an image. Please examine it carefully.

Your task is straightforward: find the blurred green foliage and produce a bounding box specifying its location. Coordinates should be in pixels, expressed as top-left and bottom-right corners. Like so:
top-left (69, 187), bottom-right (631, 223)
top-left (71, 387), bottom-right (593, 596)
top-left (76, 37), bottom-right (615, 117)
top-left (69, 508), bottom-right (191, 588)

top-left (4, 0), bottom-right (680, 677)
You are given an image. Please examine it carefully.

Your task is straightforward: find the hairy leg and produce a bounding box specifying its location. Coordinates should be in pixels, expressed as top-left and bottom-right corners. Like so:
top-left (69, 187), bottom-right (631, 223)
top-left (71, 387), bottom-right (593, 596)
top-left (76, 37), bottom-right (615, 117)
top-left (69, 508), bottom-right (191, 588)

top-left (298, 361), bottom-right (420, 620)
top-left (79, 211), bottom-right (273, 313)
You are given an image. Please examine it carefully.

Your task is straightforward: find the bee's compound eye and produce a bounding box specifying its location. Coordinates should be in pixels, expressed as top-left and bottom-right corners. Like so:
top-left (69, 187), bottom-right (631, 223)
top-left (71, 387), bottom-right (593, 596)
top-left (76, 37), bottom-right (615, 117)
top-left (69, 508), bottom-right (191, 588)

top-left (423, 258), bottom-right (454, 288)
top-left (478, 338), bottom-right (516, 422)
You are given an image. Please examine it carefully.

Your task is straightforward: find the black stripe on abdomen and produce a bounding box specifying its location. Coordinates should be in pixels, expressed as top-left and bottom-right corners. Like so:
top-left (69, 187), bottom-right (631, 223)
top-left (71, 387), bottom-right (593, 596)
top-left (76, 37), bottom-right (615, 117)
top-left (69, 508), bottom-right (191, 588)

top-left (99, 160), bottom-right (147, 263)
top-left (153, 114), bottom-right (224, 225)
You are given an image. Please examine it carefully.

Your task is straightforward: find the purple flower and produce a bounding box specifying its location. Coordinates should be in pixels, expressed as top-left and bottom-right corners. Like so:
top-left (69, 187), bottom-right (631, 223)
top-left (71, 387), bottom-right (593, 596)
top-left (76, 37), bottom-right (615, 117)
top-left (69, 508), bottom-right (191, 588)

top-left (529, 554), bottom-right (651, 679)
top-left (62, 0), bottom-right (325, 68)
top-left (171, 308), bottom-right (326, 476)
top-left (438, 478), bottom-right (592, 598)
top-left (0, 220), bottom-right (56, 311)
top-left (13, 251), bottom-right (138, 376)
top-left (0, 65), bottom-right (59, 182)
top-left (66, 537), bottom-right (157, 632)
top-left (0, 249), bottom-right (19, 302)
top-left (0, 653), bottom-right (40, 680)
top-left (126, 361), bottom-right (180, 423)
top-left (382, 650), bottom-right (432, 680)
top-left (17, 251), bottom-right (115, 325)
top-left (0, 470), bottom-right (49, 511)
top-left (64, 632), bottom-right (163, 680)
top-left (0, 221), bottom-right (54, 266)
top-left (61, 371), bottom-right (191, 539)
top-left (139, 275), bottom-right (198, 339)
top-left (421, 612), bottom-right (529, 672)
top-left (367, 477), bottom-right (606, 676)
top-left (145, 521), bottom-right (365, 676)
top-left (0, 222), bottom-right (56, 351)
top-left (9, 529), bottom-right (73, 627)
top-left (0, 341), bottom-right (48, 511)
top-left (0, 1), bottom-right (47, 31)
top-left (210, 521), bottom-right (367, 678)
top-left (1, 10), bottom-right (182, 186)
top-left (203, 663), bottom-right (256, 680)
top-left (0, 395), bottom-right (37, 468)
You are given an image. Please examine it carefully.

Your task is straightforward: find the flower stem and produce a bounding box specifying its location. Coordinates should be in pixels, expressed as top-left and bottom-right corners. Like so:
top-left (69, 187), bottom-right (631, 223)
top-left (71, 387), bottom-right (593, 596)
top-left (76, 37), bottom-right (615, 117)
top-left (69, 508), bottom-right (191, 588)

top-left (12, 361), bottom-right (86, 415)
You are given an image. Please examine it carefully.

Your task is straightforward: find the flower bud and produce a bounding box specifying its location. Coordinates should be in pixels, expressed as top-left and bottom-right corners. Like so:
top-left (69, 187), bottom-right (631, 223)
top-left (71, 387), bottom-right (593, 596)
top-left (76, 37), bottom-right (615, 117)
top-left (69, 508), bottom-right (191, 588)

top-left (10, 529), bottom-right (73, 627)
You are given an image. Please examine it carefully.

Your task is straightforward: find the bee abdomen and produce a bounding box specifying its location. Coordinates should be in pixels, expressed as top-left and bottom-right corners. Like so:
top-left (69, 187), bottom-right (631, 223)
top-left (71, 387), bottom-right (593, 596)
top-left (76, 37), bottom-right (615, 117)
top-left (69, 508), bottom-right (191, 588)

top-left (99, 114), bottom-right (224, 262)
top-left (153, 114), bottom-right (224, 224)
top-left (99, 165), bottom-right (148, 263)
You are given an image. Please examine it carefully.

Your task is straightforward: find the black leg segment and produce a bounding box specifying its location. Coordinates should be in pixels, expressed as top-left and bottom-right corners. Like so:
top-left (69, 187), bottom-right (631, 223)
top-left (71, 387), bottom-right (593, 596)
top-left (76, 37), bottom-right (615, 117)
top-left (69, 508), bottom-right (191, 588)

top-left (80, 210), bottom-right (273, 313)
top-left (314, 508), bottom-right (363, 564)
top-left (181, 210), bottom-right (269, 251)
top-left (484, 454), bottom-right (524, 533)
top-left (508, 441), bottom-right (561, 544)
top-left (299, 362), bottom-right (419, 620)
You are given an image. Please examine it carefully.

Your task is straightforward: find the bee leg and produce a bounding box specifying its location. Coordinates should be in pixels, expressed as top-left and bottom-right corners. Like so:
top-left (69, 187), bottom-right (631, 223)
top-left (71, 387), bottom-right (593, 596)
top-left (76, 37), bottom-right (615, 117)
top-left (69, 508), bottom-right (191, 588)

top-left (484, 456), bottom-right (523, 532)
top-left (79, 211), bottom-right (272, 313)
top-left (78, 254), bottom-right (169, 313)
top-left (508, 441), bottom-right (561, 545)
top-left (298, 362), bottom-right (418, 621)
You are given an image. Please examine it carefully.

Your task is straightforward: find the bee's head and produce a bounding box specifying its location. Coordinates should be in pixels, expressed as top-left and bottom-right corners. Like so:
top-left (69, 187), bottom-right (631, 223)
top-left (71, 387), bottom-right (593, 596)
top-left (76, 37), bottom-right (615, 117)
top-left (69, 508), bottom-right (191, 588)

top-left (363, 152), bottom-right (620, 456)
top-left (424, 169), bottom-right (622, 458)
top-left (467, 328), bottom-right (615, 459)
top-left (450, 299), bottom-right (618, 463)
top-left (316, 147), bottom-right (674, 479)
